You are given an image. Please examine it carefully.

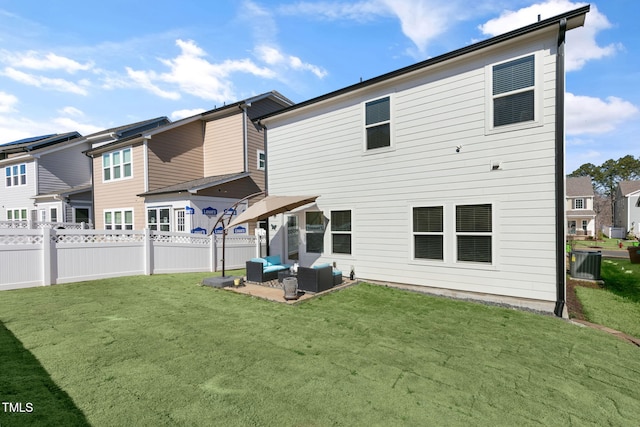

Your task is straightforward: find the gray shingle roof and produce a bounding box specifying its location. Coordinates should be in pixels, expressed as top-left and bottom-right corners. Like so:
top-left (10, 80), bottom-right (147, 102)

top-left (618, 180), bottom-right (640, 196)
top-left (566, 176), bottom-right (594, 197)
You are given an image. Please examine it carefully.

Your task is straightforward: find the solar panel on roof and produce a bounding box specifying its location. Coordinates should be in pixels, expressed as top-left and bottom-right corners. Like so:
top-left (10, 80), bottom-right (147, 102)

top-left (0, 134), bottom-right (56, 146)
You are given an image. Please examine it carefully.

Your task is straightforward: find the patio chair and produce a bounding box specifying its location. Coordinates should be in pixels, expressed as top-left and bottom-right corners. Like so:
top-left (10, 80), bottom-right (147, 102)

top-left (297, 264), bottom-right (334, 293)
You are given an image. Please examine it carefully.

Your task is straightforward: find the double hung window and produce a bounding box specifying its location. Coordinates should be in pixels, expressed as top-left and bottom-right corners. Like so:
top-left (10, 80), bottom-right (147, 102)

top-left (413, 206), bottom-right (444, 261)
top-left (257, 150), bottom-right (265, 171)
top-left (365, 97), bottom-right (391, 150)
top-left (147, 208), bottom-right (170, 231)
top-left (456, 204), bottom-right (492, 263)
top-left (5, 164), bottom-right (26, 187)
top-left (573, 198), bottom-right (584, 209)
top-left (103, 148), bottom-right (132, 181)
top-left (331, 210), bottom-right (352, 254)
top-left (492, 55), bottom-right (535, 127)
top-left (105, 209), bottom-right (133, 230)
top-left (305, 212), bottom-right (325, 253)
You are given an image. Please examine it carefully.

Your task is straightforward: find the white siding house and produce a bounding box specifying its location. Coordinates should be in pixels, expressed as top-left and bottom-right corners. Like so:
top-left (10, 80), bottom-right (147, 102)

top-left (614, 180), bottom-right (640, 239)
top-left (257, 7), bottom-right (589, 316)
top-left (566, 176), bottom-right (596, 237)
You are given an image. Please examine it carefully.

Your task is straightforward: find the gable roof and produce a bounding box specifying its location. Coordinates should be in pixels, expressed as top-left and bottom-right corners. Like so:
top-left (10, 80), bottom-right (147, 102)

top-left (255, 5), bottom-right (589, 124)
top-left (84, 117), bottom-right (170, 140)
top-left (618, 180), bottom-right (640, 197)
top-left (566, 176), bottom-right (594, 197)
top-left (0, 132), bottom-right (82, 155)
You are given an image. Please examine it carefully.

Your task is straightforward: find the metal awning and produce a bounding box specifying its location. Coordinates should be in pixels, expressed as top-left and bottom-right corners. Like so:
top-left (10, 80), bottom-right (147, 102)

top-left (226, 195), bottom-right (318, 228)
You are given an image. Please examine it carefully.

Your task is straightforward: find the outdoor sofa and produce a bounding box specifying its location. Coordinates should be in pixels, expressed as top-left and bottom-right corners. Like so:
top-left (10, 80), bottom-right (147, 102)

top-left (246, 255), bottom-right (291, 282)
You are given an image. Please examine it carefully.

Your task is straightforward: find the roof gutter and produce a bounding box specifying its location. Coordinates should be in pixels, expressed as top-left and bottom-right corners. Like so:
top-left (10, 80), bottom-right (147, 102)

top-left (554, 17), bottom-right (568, 318)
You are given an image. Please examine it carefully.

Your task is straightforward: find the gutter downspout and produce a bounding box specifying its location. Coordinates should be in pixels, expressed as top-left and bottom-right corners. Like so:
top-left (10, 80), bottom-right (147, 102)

top-left (554, 17), bottom-right (567, 318)
top-left (258, 120), bottom-right (270, 255)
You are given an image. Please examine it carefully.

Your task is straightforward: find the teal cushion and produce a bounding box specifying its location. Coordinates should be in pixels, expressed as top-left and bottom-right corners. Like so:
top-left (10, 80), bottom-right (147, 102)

top-left (313, 263), bottom-right (331, 270)
top-left (264, 255), bottom-right (281, 266)
top-left (250, 258), bottom-right (267, 266)
top-left (332, 270), bottom-right (342, 276)
top-left (264, 265), bottom-right (288, 273)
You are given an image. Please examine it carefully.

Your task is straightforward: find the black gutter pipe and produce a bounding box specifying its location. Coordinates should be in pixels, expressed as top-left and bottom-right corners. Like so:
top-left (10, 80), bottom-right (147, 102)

top-left (554, 18), bottom-right (567, 317)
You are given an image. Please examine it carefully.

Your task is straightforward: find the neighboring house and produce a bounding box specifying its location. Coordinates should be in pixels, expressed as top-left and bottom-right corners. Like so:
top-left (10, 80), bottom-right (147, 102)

top-left (254, 7), bottom-right (589, 316)
top-left (0, 132), bottom-right (93, 227)
top-left (566, 176), bottom-right (596, 237)
top-left (85, 91), bottom-right (293, 234)
top-left (614, 180), bottom-right (640, 238)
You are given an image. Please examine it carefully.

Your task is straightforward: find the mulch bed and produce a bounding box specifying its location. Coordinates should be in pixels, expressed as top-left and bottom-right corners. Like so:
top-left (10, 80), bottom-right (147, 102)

top-left (565, 277), bottom-right (601, 321)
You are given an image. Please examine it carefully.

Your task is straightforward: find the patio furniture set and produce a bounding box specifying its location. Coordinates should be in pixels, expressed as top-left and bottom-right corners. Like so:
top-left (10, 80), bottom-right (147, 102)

top-left (246, 255), bottom-right (343, 293)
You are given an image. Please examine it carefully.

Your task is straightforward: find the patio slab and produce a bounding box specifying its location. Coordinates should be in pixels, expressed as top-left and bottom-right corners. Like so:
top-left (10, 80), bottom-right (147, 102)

top-left (224, 278), bottom-right (357, 304)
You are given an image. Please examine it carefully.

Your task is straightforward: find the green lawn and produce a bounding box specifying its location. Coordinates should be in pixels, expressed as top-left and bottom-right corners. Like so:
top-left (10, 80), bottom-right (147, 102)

top-left (576, 258), bottom-right (640, 338)
top-left (1, 272), bottom-right (640, 426)
top-left (570, 236), bottom-right (634, 250)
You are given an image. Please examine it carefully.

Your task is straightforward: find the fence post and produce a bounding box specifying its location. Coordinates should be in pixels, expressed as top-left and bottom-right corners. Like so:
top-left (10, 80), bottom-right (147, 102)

top-left (144, 228), bottom-right (152, 275)
top-left (42, 228), bottom-right (52, 286)
top-left (211, 235), bottom-right (218, 272)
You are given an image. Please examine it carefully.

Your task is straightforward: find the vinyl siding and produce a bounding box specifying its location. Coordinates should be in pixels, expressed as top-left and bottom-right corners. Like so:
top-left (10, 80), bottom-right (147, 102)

top-left (38, 142), bottom-right (91, 193)
top-left (1, 160), bottom-right (37, 220)
top-left (92, 144), bottom-right (146, 230)
top-left (247, 123), bottom-right (265, 190)
top-left (147, 121), bottom-right (204, 191)
top-left (267, 33), bottom-right (560, 302)
top-left (203, 113), bottom-right (244, 176)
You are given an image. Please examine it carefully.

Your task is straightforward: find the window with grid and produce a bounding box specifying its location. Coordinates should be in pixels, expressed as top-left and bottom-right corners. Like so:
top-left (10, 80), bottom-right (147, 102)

top-left (5, 164), bottom-right (26, 187)
top-left (147, 208), bottom-right (170, 231)
top-left (103, 148), bottom-right (132, 181)
top-left (305, 211), bottom-right (325, 254)
top-left (493, 55), bottom-right (535, 127)
top-left (7, 208), bottom-right (27, 221)
top-left (413, 206), bottom-right (444, 260)
top-left (574, 198), bottom-right (584, 209)
top-left (105, 209), bottom-right (133, 230)
top-left (331, 210), bottom-right (351, 254)
top-left (456, 204), bottom-right (492, 263)
top-left (257, 150), bottom-right (265, 170)
top-left (365, 97), bottom-right (391, 150)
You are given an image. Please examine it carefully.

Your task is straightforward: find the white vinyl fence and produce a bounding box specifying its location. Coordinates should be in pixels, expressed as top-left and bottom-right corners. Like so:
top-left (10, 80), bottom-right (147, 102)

top-left (0, 228), bottom-right (265, 291)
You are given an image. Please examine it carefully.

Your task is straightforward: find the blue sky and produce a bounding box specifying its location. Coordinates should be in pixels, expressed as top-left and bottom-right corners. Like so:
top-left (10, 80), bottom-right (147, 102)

top-left (0, 0), bottom-right (637, 173)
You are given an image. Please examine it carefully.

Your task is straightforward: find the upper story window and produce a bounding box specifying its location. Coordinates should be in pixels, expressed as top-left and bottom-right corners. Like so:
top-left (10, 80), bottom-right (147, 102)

top-left (102, 148), bottom-right (132, 182)
top-left (365, 96), bottom-right (391, 150)
top-left (5, 164), bottom-right (26, 187)
top-left (574, 198), bottom-right (584, 209)
top-left (257, 150), bottom-right (265, 171)
top-left (492, 55), bottom-right (535, 128)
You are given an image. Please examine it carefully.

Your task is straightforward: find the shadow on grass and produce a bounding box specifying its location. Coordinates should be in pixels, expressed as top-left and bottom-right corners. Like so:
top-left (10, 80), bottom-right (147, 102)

top-left (0, 321), bottom-right (89, 427)
top-left (601, 261), bottom-right (640, 302)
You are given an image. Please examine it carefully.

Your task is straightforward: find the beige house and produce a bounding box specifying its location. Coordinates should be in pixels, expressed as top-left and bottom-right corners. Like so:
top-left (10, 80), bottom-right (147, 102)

top-left (86, 92), bottom-right (293, 233)
top-left (566, 176), bottom-right (596, 237)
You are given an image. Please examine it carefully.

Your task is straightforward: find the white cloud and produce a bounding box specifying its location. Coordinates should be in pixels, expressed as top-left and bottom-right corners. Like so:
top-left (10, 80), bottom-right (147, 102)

top-left (478, 1), bottom-right (619, 71)
top-left (171, 108), bottom-right (206, 121)
top-left (50, 116), bottom-right (102, 135)
top-left (58, 106), bottom-right (84, 117)
top-left (566, 92), bottom-right (639, 135)
top-left (126, 67), bottom-right (180, 100)
top-left (277, 1), bottom-right (386, 22)
top-left (0, 50), bottom-right (93, 73)
top-left (255, 45), bottom-right (327, 78)
top-left (0, 91), bottom-right (18, 113)
top-left (1, 67), bottom-right (89, 95)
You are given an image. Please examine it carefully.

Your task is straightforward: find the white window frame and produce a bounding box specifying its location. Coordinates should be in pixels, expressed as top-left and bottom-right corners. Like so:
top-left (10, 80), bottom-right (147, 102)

top-left (50, 207), bottom-right (58, 223)
top-left (455, 203), bottom-right (494, 265)
top-left (175, 208), bottom-right (186, 232)
top-left (411, 205), bottom-right (445, 262)
top-left (257, 150), bottom-right (265, 171)
top-left (147, 207), bottom-right (171, 232)
top-left (574, 198), bottom-right (584, 210)
top-left (104, 209), bottom-right (134, 230)
top-left (7, 208), bottom-right (28, 221)
top-left (363, 95), bottom-right (394, 153)
top-left (330, 209), bottom-right (352, 255)
top-left (485, 52), bottom-right (543, 135)
top-left (102, 147), bottom-right (133, 182)
top-left (305, 211), bottom-right (325, 254)
top-left (5, 163), bottom-right (27, 187)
